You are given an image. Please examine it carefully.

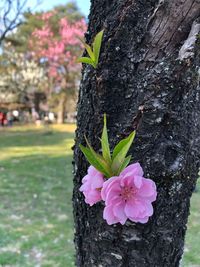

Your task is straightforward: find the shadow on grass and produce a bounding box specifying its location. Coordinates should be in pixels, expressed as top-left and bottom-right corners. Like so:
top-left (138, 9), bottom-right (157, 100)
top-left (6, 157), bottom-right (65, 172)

top-left (0, 153), bottom-right (74, 190)
top-left (0, 129), bottom-right (74, 148)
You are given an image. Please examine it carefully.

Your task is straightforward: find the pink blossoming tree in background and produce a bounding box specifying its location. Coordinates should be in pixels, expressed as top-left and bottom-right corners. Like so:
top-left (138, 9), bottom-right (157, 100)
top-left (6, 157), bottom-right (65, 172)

top-left (29, 10), bottom-right (87, 122)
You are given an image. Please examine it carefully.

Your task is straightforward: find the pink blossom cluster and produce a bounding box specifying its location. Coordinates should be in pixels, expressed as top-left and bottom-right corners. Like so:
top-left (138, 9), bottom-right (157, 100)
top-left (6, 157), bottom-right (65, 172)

top-left (80, 163), bottom-right (157, 225)
top-left (29, 12), bottom-right (87, 80)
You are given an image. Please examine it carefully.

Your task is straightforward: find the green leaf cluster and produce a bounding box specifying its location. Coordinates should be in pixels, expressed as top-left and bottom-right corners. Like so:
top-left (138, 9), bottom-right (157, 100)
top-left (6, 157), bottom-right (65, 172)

top-left (79, 114), bottom-right (136, 178)
top-left (77, 30), bottom-right (104, 68)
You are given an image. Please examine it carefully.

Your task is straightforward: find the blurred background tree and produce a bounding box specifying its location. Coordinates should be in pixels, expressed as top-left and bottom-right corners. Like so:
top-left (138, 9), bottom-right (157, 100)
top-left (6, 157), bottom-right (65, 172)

top-left (0, 45), bottom-right (46, 110)
top-left (0, 2), bottom-right (86, 123)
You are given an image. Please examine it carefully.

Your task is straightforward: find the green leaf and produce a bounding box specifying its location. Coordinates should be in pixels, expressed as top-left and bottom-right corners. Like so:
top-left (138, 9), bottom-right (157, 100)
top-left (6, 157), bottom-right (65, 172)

top-left (117, 155), bottom-right (132, 175)
top-left (101, 114), bottom-right (111, 164)
top-left (79, 145), bottom-right (110, 177)
top-left (84, 43), bottom-right (95, 62)
top-left (112, 131), bottom-right (136, 159)
top-left (80, 135), bottom-right (113, 178)
top-left (111, 131), bottom-right (136, 174)
top-left (77, 57), bottom-right (96, 68)
top-left (93, 29), bottom-right (104, 66)
top-left (77, 37), bottom-right (95, 61)
top-left (77, 30), bottom-right (104, 68)
top-left (84, 136), bottom-right (113, 176)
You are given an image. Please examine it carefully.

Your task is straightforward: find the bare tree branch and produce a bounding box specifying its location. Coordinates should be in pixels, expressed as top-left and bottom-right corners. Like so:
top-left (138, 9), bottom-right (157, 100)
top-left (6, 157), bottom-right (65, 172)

top-left (0, 0), bottom-right (42, 45)
top-left (3, 0), bottom-right (12, 28)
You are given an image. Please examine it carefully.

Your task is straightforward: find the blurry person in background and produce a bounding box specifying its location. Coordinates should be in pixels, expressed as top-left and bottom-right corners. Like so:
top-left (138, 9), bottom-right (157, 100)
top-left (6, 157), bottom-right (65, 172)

top-left (7, 111), bottom-right (14, 126)
top-left (0, 112), bottom-right (7, 126)
top-left (48, 112), bottom-right (55, 123)
top-left (31, 108), bottom-right (39, 123)
top-left (13, 110), bottom-right (19, 122)
top-left (0, 112), bottom-right (3, 126)
top-left (1, 112), bottom-right (7, 126)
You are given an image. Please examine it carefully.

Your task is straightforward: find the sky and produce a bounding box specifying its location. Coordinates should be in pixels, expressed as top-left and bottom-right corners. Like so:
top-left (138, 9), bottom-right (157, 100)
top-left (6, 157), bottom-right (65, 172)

top-left (32, 0), bottom-right (91, 17)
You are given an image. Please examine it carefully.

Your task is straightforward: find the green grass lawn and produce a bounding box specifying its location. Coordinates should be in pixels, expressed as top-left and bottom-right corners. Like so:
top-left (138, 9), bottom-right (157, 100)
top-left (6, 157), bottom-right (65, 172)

top-left (0, 124), bottom-right (75, 267)
top-left (0, 125), bottom-right (199, 267)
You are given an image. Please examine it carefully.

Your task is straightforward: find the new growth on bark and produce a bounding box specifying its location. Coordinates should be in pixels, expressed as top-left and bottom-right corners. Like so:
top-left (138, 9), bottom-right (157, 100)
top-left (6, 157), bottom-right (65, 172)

top-left (73, 0), bottom-right (200, 266)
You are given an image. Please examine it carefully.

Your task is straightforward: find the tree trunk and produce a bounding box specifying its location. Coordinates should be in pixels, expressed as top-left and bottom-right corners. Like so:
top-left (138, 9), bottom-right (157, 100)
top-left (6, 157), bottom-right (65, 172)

top-left (73, 1), bottom-right (200, 266)
top-left (57, 94), bottom-right (66, 124)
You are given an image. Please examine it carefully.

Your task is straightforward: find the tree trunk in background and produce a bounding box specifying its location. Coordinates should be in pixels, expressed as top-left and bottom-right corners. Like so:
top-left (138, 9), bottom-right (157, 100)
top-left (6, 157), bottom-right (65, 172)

top-left (57, 94), bottom-right (66, 124)
top-left (73, 1), bottom-right (200, 266)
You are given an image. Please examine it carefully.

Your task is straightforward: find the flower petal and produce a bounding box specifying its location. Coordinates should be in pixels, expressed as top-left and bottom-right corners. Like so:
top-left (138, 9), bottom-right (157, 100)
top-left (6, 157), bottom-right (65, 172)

top-left (137, 178), bottom-right (157, 201)
top-left (125, 199), bottom-right (146, 218)
top-left (113, 201), bottom-right (127, 225)
top-left (87, 165), bottom-right (99, 176)
top-left (90, 174), bottom-right (104, 189)
top-left (80, 165), bottom-right (104, 206)
top-left (101, 176), bottom-right (120, 201)
top-left (124, 201), bottom-right (137, 218)
top-left (129, 216), bottom-right (149, 224)
top-left (133, 175), bottom-right (142, 189)
top-left (103, 205), bottom-right (118, 225)
top-left (82, 174), bottom-right (89, 183)
top-left (120, 163), bottom-right (144, 177)
top-left (79, 183), bottom-right (89, 192)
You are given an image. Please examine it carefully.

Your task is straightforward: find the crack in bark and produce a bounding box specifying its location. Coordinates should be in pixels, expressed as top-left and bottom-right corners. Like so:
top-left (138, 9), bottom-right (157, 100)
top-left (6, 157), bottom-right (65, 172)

top-left (165, 0), bottom-right (197, 53)
top-left (143, 0), bottom-right (200, 62)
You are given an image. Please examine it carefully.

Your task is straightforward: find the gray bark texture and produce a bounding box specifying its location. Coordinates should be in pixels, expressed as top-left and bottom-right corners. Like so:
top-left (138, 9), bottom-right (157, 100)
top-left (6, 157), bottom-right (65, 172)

top-left (73, 0), bottom-right (200, 266)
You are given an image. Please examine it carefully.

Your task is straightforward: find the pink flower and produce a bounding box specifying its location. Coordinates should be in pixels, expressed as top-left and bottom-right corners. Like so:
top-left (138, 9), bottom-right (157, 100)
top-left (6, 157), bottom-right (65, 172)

top-left (80, 166), bottom-right (104, 206)
top-left (101, 163), bottom-right (157, 225)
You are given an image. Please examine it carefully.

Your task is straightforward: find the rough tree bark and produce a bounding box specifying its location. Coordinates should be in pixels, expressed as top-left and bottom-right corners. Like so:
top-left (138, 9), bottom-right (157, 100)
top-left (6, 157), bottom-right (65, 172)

top-left (73, 0), bottom-right (200, 266)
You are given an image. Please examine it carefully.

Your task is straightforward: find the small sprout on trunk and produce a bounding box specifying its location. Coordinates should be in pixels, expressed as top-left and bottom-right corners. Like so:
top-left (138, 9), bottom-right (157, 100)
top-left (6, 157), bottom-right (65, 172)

top-left (77, 29), bottom-right (104, 68)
